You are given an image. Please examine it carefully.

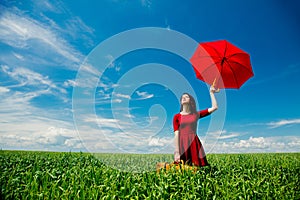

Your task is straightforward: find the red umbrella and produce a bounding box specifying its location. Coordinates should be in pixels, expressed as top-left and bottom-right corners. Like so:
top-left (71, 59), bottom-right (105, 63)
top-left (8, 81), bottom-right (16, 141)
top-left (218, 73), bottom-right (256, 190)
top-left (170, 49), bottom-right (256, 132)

top-left (190, 40), bottom-right (254, 89)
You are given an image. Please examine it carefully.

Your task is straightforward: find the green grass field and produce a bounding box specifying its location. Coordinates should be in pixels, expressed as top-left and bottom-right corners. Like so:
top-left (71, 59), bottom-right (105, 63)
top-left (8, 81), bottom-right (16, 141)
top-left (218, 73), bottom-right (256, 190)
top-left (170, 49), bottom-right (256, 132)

top-left (1, 150), bottom-right (299, 199)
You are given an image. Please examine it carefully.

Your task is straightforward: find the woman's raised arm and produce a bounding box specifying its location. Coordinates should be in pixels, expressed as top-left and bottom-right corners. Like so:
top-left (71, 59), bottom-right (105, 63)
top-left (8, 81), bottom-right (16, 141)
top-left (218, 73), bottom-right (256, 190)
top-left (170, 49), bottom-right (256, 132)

top-left (208, 85), bottom-right (218, 113)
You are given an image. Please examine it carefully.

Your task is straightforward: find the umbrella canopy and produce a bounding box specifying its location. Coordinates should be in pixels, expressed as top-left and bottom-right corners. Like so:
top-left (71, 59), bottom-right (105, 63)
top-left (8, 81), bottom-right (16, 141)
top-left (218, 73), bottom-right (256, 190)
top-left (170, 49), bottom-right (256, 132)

top-left (190, 40), bottom-right (254, 89)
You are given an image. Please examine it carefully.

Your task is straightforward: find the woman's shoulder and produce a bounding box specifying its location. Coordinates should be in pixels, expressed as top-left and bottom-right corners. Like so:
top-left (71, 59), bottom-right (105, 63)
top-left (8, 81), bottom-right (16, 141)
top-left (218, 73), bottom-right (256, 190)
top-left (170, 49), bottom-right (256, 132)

top-left (173, 113), bottom-right (181, 118)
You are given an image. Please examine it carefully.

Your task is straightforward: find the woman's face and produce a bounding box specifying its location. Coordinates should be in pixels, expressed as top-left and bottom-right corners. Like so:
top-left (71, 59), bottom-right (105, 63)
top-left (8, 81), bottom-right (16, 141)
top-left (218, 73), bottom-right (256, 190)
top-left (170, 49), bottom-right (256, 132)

top-left (181, 94), bottom-right (190, 105)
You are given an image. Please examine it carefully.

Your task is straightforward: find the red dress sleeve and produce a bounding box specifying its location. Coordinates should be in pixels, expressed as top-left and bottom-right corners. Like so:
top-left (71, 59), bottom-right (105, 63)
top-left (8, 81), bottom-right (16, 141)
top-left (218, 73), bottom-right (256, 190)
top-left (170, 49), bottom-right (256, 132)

top-left (173, 113), bottom-right (180, 132)
top-left (198, 109), bottom-right (211, 118)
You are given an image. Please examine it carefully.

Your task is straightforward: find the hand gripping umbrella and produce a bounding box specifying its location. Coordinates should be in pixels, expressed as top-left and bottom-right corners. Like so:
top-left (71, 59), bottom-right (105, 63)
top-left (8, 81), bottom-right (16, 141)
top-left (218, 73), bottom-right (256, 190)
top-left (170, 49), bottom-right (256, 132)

top-left (190, 40), bottom-right (254, 90)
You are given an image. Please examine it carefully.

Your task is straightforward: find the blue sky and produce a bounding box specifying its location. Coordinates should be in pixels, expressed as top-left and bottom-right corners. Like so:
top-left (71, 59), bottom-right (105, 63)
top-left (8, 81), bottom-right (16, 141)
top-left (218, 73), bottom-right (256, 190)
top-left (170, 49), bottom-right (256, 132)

top-left (0, 0), bottom-right (299, 154)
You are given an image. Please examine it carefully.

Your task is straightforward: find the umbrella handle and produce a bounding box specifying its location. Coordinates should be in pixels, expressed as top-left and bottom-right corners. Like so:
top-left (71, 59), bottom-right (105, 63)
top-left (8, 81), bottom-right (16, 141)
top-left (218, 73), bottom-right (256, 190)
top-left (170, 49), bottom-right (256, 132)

top-left (212, 78), bottom-right (220, 93)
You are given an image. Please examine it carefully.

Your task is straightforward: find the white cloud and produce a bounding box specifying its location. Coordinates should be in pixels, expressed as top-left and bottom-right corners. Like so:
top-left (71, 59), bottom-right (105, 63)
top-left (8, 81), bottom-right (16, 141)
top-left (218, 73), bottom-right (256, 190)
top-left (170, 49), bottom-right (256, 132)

top-left (0, 5), bottom-right (92, 70)
top-left (148, 136), bottom-right (171, 147)
top-left (105, 54), bottom-right (121, 71)
top-left (106, 54), bottom-right (115, 68)
top-left (0, 88), bottom-right (47, 112)
top-left (287, 140), bottom-right (300, 148)
top-left (31, 0), bottom-right (95, 47)
top-left (123, 114), bottom-right (135, 119)
top-left (98, 81), bottom-right (119, 91)
top-left (267, 119), bottom-right (300, 128)
top-left (219, 133), bottom-right (240, 140)
top-left (96, 98), bottom-right (122, 105)
top-left (136, 91), bottom-right (154, 100)
top-left (72, 112), bottom-right (173, 153)
top-left (12, 52), bottom-right (24, 60)
top-left (0, 86), bottom-right (10, 93)
top-left (0, 10), bottom-right (80, 62)
top-left (1, 65), bottom-right (67, 97)
top-left (84, 115), bottom-right (120, 129)
top-left (98, 90), bottom-right (111, 99)
top-left (64, 16), bottom-right (94, 41)
top-left (37, 127), bottom-right (71, 146)
top-left (95, 83), bottom-right (125, 104)
top-left (208, 136), bottom-right (300, 153)
top-left (113, 92), bottom-right (131, 99)
top-left (234, 137), bottom-right (267, 149)
top-left (0, 81), bottom-right (77, 151)
top-left (2, 65), bottom-right (52, 87)
top-left (79, 63), bottom-right (101, 78)
top-left (63, 79), bottom-right (78, 87)
top-left (0, 115), bottom-right (83, 151)
top-left (32, 0), bottom-right (64, 13)
top-left (204, 130), bottom-right (240, 141)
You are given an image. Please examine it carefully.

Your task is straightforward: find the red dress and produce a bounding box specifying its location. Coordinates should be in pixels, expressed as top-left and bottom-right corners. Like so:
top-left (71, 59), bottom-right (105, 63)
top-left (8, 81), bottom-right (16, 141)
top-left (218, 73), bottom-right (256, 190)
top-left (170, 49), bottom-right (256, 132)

top-left (173, 109), bottom-right (210, 167)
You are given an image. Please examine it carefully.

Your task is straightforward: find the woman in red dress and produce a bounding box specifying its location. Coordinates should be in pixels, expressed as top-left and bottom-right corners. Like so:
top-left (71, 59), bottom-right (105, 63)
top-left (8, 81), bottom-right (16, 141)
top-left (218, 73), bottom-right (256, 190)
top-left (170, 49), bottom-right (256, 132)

top-left (173, 85), bottom-right (218, 167)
